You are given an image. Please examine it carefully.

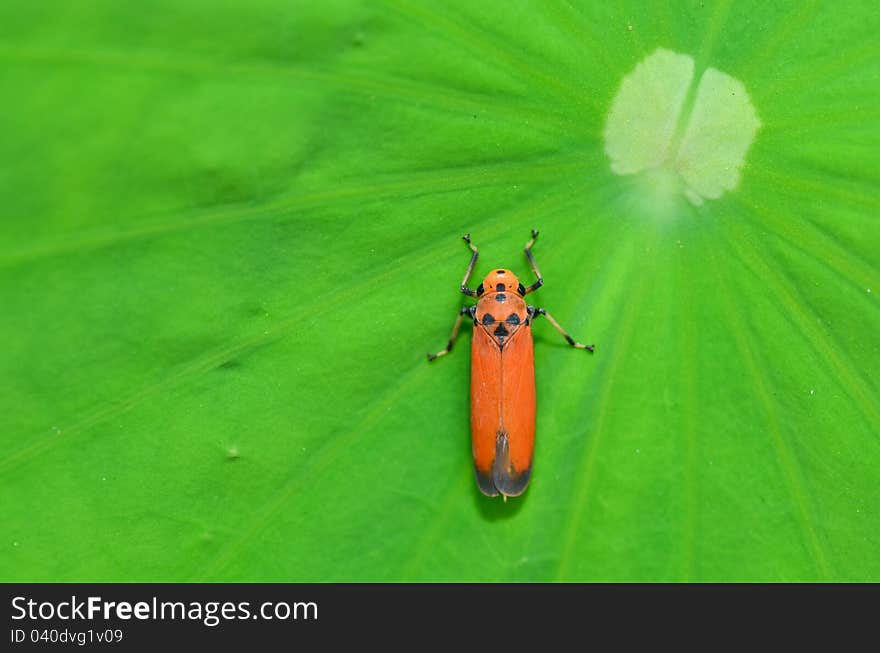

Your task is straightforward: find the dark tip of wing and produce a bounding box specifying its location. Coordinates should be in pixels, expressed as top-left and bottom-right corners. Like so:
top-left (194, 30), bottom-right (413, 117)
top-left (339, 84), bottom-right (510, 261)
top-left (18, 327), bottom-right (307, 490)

top-left (494, 466), bottom-right (531, 497)
top-left (492, 431), bottom-right (532, 497)
top-left (474, 467), bottom-right (500, 496)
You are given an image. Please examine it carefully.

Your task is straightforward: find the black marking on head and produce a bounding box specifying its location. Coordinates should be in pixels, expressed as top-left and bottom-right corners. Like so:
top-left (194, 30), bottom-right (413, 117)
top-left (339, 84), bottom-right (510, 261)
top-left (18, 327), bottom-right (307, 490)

top-left (476, 282), bottom-right (484, 296)
top-left (496, 270), bottom-right (505, 274)
top-left (506, 313), bottom-right (520, 326)
top-left (493, 323), bottom-right (509, 338)
top-left (495, 293), bottom-right (507, 303)
top-left (493, 431), bottom-right (532, 497)
top-left (517, 283), bottom-right (526, 295)
top-left (496, 283), bottom-right (506, 292)
top-left (481, 313), bottom-right (495, 325)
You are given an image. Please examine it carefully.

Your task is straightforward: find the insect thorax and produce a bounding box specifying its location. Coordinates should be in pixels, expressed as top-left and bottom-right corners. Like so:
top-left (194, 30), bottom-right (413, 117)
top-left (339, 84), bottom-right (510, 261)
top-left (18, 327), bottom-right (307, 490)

top-left (475, 293), bottom-right (528, 347)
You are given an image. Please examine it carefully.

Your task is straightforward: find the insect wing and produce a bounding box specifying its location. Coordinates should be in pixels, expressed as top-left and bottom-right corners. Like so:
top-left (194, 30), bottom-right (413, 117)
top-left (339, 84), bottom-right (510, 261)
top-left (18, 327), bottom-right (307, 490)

top-left (495, 324), bottom-right (536, 496)
top-left (470, 325), bottom-right (502, 496)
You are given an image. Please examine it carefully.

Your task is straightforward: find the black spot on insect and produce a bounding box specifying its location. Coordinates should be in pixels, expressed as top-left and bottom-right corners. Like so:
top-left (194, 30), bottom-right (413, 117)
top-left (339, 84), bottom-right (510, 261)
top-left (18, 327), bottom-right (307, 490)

top-left (496, 270), bottom-right (505, 274)
top-left (495, 293), bottom-right (507, 303)
top-left (476, 283), bottom-right (484, 296)
top-left (496, 283), bottom-right (506, 292)
top-left (493, 323), bottom-right (509, 338)
top-left (506, 313), bottom-right (520, 325)
top-left (482, 313), bottom-right (496, 325)
top-left (517, 283), bottom-right (526, 295)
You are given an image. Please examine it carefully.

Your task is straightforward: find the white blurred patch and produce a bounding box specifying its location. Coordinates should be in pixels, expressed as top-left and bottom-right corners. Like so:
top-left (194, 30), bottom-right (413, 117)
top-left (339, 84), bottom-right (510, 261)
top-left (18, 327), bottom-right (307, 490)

top-left (604, 48), bottom-right (760, 207)
top-left (603, 49), bottom-right (693, 175)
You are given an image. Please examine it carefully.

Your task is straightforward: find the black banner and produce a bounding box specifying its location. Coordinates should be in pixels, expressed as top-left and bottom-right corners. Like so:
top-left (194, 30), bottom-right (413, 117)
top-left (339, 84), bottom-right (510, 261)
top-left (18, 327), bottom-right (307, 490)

top-left (3, 584), bottom-right (875, 649)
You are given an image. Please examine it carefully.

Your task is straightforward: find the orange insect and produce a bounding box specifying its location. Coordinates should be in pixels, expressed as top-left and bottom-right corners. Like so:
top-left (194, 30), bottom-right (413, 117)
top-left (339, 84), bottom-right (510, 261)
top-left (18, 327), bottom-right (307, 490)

top-left (429, 230), bottom-right (594, 498)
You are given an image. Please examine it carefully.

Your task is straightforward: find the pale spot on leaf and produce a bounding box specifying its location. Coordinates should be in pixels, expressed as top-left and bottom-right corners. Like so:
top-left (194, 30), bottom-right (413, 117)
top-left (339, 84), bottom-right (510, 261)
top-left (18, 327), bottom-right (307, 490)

top-left (604, 49), bottom-right (693, 176)
top-left (604, 48), bottom-right (760, 207)
top-left (675, 68), bottom-right (761, 201)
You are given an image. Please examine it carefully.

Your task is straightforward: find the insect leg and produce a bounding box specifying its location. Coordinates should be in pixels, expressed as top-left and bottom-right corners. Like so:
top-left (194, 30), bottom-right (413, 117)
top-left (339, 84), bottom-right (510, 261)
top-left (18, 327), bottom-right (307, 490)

top-left (529, 306), bottom-right (594, 352)
top-left (428, 307), bottom-right (475, 361)
top-left (460, 233), bottom-right (480, 297)
top-left (523, 229), bottom-right (544, 295)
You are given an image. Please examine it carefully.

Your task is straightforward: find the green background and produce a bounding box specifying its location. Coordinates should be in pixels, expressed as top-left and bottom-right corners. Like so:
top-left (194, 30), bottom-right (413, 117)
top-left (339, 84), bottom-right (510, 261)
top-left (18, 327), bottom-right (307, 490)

top-left (1, 1), bottom-right (877, 582)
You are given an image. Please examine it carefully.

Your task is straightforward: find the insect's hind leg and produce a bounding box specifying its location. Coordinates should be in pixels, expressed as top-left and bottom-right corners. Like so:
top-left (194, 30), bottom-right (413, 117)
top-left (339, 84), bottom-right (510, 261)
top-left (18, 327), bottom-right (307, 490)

top-left (460, 234), bottom-right (480, 297)
top-left (529, 306), bottom-right (594, 352)
top-left (523, 229), bottom-right (543, 295)
top-left (428, 307), bottom-right (475, 361)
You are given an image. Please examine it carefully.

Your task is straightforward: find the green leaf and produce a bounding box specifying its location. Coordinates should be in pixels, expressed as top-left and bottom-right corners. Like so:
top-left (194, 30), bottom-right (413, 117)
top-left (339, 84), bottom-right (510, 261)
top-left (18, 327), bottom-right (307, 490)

top-left (1, 0), bottom-right (878, 582)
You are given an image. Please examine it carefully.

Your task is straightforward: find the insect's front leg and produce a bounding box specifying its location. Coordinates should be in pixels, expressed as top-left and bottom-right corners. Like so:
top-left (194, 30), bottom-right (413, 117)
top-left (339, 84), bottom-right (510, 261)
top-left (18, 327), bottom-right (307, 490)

top-left (528, 305), bottom-right (594, 352)
top-left (428, 306), bottom-right (476, 361)
top-left (460, 233), bottom-right (480, 297)
top-left (523, 229), bottom-right (544, 295)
